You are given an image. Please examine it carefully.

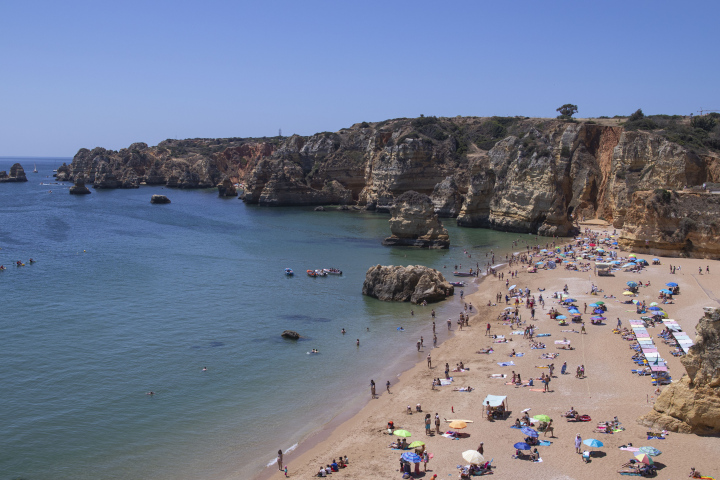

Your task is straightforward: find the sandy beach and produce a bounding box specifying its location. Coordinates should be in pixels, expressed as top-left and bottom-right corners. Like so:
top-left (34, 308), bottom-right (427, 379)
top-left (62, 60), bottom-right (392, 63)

top-left (258, 223), bottom-right (720, 480)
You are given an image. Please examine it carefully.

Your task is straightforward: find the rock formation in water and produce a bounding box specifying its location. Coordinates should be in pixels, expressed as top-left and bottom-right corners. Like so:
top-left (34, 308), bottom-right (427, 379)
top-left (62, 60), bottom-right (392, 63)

top-left (217, 177), bottom-right (237, 197)
top-left (65, 115), bottom-right (720, 245)
top-left (638, 307), bottom-right (720, 434)
top-left (382, 191), bottom-right (449, 249)
top-left (281, 330), bottom-right (301, 340)
top-left (151, 195), bottom-right (171, 204)
top-left (69, 174), bottom-right (91, 194)
top-left (362, 265), bottom-right (454, 304)
top-left (619, 190), bottom-right (720, 258)
top-left (0, 163), bottom-right (28, 182)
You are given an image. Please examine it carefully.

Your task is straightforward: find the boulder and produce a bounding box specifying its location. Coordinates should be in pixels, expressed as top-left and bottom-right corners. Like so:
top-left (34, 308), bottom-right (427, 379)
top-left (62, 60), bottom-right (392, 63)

top-left (69, 174), bottom-right (91, 194)
top-left (281, 330), bottom-right (300, 340)
top-left (0, 163), bottom-right (28, 183)
top-left (638, 307), bottom-right (720, 434)
top-left (151, 195), bottom-right (171, 204)
top-left (382, 191), bottom-right (449, 249)
top-left (362, 265), bottom-right (454, 304)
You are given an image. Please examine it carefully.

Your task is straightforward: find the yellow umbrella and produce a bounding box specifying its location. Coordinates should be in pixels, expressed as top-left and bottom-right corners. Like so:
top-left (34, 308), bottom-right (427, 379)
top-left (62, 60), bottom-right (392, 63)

top-left (628, 254), bottom-right (637, 257)
top-left (449, 420), bottom-right (467, 429)
top-left (622, 291), bottom-right (635, 296)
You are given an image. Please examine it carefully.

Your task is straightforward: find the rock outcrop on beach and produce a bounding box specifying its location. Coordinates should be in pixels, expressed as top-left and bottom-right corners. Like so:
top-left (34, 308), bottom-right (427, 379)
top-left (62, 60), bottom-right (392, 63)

top-left (0, 163), bottom-right (28, 183)
top-left (69, 174), bottom-right (91, 194)
top-left (638, 307), bottom-right (720, 434)
top-left (362, 265), bottom-right (454, 304)
top-left (619, 190), bottom-right (720, 259)
top-left (150, 195), bottom-right (171, 204)
top-left (382, 191), bottom-right (449, 248)
top-left (66, 115), bottom-right (720, 240)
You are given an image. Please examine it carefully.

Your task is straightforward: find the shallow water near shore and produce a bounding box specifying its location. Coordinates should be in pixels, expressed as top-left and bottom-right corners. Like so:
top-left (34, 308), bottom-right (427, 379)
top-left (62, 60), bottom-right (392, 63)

top-left (0, 157), bottom-right (522, 480)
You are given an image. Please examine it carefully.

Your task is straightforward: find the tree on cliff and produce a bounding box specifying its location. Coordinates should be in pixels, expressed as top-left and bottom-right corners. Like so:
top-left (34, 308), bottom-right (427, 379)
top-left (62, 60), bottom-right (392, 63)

top-left (556, 104), bottom-right (578, 119)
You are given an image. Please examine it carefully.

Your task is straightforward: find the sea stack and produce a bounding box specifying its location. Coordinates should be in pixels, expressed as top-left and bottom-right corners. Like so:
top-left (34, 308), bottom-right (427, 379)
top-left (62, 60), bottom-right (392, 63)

top-left (151, 195), bottom-right (171, 204)
top-left (382, 191), bottom-right (450, 249)
top-left (69, 174), bottom-right (91, 194)
top-left (362, 264), bottom-right (454, 304)
top-left (0, 163), bottom-right (28, 183)
top-left (217, 177), bottom-right (237, 197)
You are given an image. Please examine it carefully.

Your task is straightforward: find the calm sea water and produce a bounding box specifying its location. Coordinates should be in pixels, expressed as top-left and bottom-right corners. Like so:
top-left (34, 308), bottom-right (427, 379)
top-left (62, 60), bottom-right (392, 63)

top-left (0, 157), bottom-right (521, 480)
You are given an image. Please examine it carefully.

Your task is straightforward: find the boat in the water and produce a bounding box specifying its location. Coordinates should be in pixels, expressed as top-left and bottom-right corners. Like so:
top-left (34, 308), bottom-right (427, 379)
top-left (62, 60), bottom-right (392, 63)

top-left (322, 268), bottom-right (342, 275)
top-left (33, 163), bottom-right (38, 173)
top-left (453, 271), bottom-right (475, 277)
top-left (450, 281), bottom-right (466, 287)
top-left (307, 269), bottom-right (327, 277)
top-left (285, 268), bottom-right (294, 276)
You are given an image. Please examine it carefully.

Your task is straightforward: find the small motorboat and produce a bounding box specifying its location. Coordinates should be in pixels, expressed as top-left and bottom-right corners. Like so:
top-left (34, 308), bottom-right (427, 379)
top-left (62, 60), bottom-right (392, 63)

top-left (453, 271), bottom-right (474, 277)
top-left (450, 281), bottom-right (466, 287)
top-left (314, 269), bottom-right (327, 277)
top-left (323, 268), bottom-right (342, 275)
top-left (285, 268), bottom-right (294, 276)
top-left (307, 270), bottom-right (317, 277)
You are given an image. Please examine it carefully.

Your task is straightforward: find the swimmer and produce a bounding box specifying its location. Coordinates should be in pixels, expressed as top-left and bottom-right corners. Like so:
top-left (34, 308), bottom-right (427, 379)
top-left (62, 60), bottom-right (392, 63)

top-left (341, 328), bottom-right (346, 334)
top-left (146, 391), bottom-right (155, 395)
top-left (356, 339), bottom-right (360, 346)
top-left (202, 367), bottom-right (207, 371)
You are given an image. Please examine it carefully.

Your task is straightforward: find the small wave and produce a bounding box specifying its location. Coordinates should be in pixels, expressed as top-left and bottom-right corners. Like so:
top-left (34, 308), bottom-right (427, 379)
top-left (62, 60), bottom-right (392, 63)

top-left (266, 444), bottom-right (298, 467)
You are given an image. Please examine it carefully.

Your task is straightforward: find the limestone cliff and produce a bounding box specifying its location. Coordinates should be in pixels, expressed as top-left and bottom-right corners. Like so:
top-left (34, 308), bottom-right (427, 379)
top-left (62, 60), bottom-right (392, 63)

top-left (362, 265), bottom-right (454, 304)
top-left (638, 307), bottom-right (720, 434)
top-left (65, 115), bottom-right (720, 240)
top-left (382, 191), bottom-right (449, 249)
top-left (0, 163), bottom-right (28, 182)
top-left (619, 190), bottom-right (720, 258)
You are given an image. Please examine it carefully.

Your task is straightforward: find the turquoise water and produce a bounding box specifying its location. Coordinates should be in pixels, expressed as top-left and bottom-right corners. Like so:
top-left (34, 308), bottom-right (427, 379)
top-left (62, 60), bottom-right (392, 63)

top-left (0, 157), bottom-right (520, 480)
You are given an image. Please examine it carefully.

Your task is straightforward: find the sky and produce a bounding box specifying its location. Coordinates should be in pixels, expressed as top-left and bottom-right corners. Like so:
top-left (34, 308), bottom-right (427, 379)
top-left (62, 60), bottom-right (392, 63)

top-left (1, 0), bottom-right (718, 157)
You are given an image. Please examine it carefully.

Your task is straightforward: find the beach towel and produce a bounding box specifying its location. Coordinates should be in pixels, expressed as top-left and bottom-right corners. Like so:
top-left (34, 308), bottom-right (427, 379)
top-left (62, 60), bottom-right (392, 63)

top-left (488, 374), bottom-right (506, 378)
top-left (441, 433), bottom-right (460, 440)
top-left (534, 458), bottom-right (543, 463)
top-left (536, 333), bottom-right (551, 337)
top-left (529, 389), bottom-right (545, 392)
top-left (511, 330), bottom-right (524, 335)
top-left (497, 361), bottom-right (515, 367)
top-left (515, 353), bottom-right (525, 357)
top-left (538, 440), bottom-right (552, 446)
top-left (619, 447), bottom-right (640, 452)
top-left (647, 435), bottom-right (666, 440)
top-left (440, 378), bottom-right (453, 386)
top-left (510, 425), bottom-right (521, 429)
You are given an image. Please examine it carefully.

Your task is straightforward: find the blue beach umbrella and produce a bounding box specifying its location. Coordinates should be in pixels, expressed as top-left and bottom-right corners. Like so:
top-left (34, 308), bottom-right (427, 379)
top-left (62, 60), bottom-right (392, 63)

top-left (611, 260), bottom-right (622, 265)
top-left (666, 282), bottom-right (678, 287)
top-left (555, 315), bottom-right (566, 320)
top-left (589, 303), bottom-right (599, 307)
top-left (521, 427), bottom-right (539, 437)
top-left (623, 263), bottom-right (636, 268)
top-left (638, 446), bottom-right (662, 457)
top-left (649, 306), bottom-right (662, 311)
top-left (514, 442), bottom-right (532, 451)
top-left (659, 289), bottom-right (673, 294)
top-left (583, 439), bottom-right (603, 448)
top-left (564, 298), bottom-right (577, 303)
top-left (401, 452), bottom-right (422, 463)
top-left (627, 281), bottom-right (638, 287)
top-left (591, 316), bottom-right (606, 321)
top-left (653, 258), bottom-right (659, 261)
top-left (593, 309), bottom-right (604, 314)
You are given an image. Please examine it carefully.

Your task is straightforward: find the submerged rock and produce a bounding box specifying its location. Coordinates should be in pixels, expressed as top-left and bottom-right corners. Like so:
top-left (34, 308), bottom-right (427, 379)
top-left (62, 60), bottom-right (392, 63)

top-left (382, 191), bottom-right (449, 249)
top-left (638, 307), bottom-right (720, 434)
top-left (362, 264), bottom-right (454, 304)
top-left (281, 330), bottom-right (300, 340)
top-left (151, 195), bottom-right (171, 204)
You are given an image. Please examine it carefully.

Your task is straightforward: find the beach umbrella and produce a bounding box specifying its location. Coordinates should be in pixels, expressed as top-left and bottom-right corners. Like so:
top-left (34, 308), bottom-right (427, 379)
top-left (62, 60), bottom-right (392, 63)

top-left (659, 289), bottom-right (673, 294)
top-left (649, 306), bottom-right (662, 311)
top-left (462, 450), bottom-right (485, 464)
top-left (536, 261), bottom-right (545, 265)
top-left (631, 299), bottom-right (639, 305)
top-left (596, 248), bottom-right (605, 253)
top-left (595, 301), bottom-right (605, 305)
top-left (401, 452), bottom-right (422, 463)
top-left (521, 427), bottom-right (539, 437)
top-left (653, 258), bottom-right (659, 261)
top-left (513, 442), bottom-right (532, 451)
top-left (623, 263), bottom-right (636, 268)
top-left (540, 249), bottom-right (547, 252)
top-left (555, 315), bottom-right (566, 320)
top-left (650, 302), bottom-right (659, 306)
top-left (504, 306), bottom-right (514, 310)
top-left (509, 285), bottom-right (516, 290)
top-left (634, 453), bottom-right (654, 465)
top-left (666, 282), bottom-right (678, 287)
top-left (638, 446), bottom-right (662, 457)
top-left (622, 291), bottom-right (635, 296)
top-left (593, 309), bottom-right (604, 314)
top-left (591, 316), bottom-right (606, 321)
top-left (611, 260), bottom-right (622, 265)
top-left (408, 441), bottom-right (425, 449)
top-left (564, 298), bottom-right (577, 303)
top-left (449, 420), bottom-right (467, 429)
top-left (533, 414), bottom-right (551, 423)
top-left (628, 254), bottom-right (637, 258)
top-left (612, 241), bottom-right (618, 245)
top-left (583, 439), bottom-right (603, 448)
top-left (637, 259), bottom-right (649, 265)
top-left (589, 303), bottom-right (599, 307)
top-left (394, 429), bottom-right (412, 437)
top-left (627, 281), bottom-right (638, 287)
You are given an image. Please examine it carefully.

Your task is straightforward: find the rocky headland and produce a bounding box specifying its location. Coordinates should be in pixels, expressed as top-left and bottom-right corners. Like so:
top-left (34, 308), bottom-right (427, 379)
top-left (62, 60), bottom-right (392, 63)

top-left (362, 265), bottom-right (454, 304)
top-left (638, 307), bottom-right (720, 434)
top-left (60, 115), bottom-right (720, 247)
top-left (0, 163), bottom-right (28, 183)
top-left (382, 191), bottom-right (449, 248)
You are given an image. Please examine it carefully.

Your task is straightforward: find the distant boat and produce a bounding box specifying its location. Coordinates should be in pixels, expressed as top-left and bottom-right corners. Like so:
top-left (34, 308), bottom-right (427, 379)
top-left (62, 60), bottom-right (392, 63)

top-left (322, 268), bottom-right (342, 275)
top-left (453, 271), bottom-right (474, 277)
top-left (33, 163), bottom-right (38, 173)
top-left (285, 268), bottom-right (294, 276)
top-left (450, 281), bottom-right (466, 287)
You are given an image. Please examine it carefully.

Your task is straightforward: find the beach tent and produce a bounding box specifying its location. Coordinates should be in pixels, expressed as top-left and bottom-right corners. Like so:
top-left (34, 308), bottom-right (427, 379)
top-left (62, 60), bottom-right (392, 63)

top-left (483, 394), bottom-right (507, 407)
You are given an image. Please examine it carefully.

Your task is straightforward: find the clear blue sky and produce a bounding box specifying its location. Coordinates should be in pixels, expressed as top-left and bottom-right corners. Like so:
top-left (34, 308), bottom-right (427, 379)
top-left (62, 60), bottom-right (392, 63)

top-left (1, 0), bottom-right (718, 156)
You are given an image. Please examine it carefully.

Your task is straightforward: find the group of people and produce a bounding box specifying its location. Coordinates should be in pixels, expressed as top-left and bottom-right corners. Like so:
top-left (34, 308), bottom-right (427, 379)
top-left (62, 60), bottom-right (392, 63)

top-left (315, 456), bottom-right (349, 476)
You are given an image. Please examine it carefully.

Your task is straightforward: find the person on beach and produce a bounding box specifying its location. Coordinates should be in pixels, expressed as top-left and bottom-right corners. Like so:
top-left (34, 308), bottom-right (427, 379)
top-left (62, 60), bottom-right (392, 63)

top-left (433, 334), bottom-right (437, 347)
top-left (427, 354), bottom-right (432, 368)
top-left (486, 323), bottom-right (490, 336)
top-left (370, 380), bottom-right (376, 399)
top-left (386, 380), bottom-right (391, 393)
top-left (277, 449), bottom-right (283, 471)
top-left (432, 321), bottom-right (435, 333)
top-left (581, 322), bottom-right (586, 334)
top-left (425, 414), bottom-right (431, 435)
top-left (477, 442), bottom-right (484, 455)
top-left (561, 362), bottom-right (567, 375)
top-left (575, 434), bottom-right (582, 454)
top-left (544, 419), bottom-right (554, 437)
top-left (435, 413), bottom-right (441, 434)
top-left (447, 318), bottom-right (452, 330)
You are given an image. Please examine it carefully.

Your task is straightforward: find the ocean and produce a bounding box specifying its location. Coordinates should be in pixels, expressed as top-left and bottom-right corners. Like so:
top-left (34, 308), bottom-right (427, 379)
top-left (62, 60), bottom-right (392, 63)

top-left (0, 157), bottom-right (521, 480)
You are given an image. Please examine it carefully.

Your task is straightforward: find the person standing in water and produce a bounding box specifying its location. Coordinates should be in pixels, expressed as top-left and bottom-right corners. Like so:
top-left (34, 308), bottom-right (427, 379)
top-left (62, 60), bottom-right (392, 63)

top-left (277, 449), bottom-right (283, 471)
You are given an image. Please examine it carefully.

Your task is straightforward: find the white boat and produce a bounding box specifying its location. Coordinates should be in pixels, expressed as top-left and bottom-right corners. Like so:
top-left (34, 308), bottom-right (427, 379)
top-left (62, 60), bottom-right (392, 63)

top-left (33, 163), bottom-right (38, 173)
top-left (322, 268), bottom-right (342, 275)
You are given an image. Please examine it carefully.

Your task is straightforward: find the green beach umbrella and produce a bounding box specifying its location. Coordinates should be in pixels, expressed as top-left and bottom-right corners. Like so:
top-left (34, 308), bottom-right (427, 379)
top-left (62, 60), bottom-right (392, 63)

top-left (533, 414), bottom-right (551, 423)
top-left (595, 301), bottom-right (605, 305)
top-left (408, 441), bottom-right (425, 449)
top-left (393, 429), bottom-right (412, 437)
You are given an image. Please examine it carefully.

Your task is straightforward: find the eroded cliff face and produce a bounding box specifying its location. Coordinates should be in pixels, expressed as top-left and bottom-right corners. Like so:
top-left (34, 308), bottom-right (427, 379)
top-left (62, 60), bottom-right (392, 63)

top-left (619, 190), bottom-right (720, 258)
top-left (382, 191), bottom-right (449, 249)
top-left (638, 307), bottom-right (720, 434)
top-left (65, 116), bottom-right (718, 238)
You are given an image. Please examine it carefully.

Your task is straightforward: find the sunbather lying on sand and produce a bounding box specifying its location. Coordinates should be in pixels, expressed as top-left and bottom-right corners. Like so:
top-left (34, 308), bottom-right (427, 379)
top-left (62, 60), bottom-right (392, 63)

top-left (477, 348), bottom-right (494, 354)
top-left (452, 386), bottom-right (473, 392)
